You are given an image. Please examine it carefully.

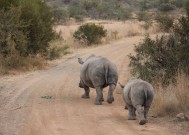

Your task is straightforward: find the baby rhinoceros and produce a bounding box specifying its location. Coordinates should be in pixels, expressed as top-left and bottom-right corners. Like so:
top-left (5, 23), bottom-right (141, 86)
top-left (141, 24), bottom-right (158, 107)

top-left (78, 54), bottom-right (118, 105)
top-left (119, 78), bottom-right (154, 125)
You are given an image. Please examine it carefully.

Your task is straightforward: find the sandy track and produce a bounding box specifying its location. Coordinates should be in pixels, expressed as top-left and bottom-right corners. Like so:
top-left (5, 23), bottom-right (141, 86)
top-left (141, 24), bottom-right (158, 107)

top-left (0, 36), bottom-right (170, 135)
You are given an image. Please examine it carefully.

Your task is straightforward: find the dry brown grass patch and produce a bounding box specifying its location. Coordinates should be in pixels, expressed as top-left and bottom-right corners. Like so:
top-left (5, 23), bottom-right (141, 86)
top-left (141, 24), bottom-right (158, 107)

top-left (54, 20), bottom-right (160, 48)
top-left (152, 73), bottom-right (189, 117)
top-left (0, 55), bottom-right (46, 75)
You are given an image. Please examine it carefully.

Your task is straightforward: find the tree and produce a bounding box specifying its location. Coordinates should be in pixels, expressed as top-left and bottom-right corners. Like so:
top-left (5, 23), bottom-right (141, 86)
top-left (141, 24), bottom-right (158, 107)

top-left (0, 0), bottom-right (56, 70)
top-left (19, 0), bottom-right (55, 54)
top-left (0, 7), bottom-right (28, 57)
top-left (0, 0), bottom-right (55, 55)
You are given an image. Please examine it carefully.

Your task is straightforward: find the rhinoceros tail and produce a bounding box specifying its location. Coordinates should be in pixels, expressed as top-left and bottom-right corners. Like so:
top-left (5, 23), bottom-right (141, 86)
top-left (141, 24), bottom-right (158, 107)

top-left (144, 86), bottom-right (148, 105)
top-left (104, 63), bottom-right (109, 84)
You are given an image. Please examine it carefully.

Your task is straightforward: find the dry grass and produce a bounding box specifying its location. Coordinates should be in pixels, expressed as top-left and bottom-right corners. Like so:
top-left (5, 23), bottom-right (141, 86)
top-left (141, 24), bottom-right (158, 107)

top-left (54, 19), bottom-right (159, 48)
top-left (0, 55), bottom-right (46, 75)
top-left (152, 73), bottom-right (189, 117)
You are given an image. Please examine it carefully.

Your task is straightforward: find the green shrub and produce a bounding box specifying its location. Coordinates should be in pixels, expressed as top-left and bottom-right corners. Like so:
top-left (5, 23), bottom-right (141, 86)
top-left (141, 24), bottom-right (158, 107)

top-left (68, 3), bottom-right (85, 18)
top-left (129, 35), bottom-right (179, 84)
top-left (155, 13), bottom-right (174, 32)
top-left (129, 8), bottom-right (189, 85)
top-left (51, 8), bottom-right (69, 23)
top-left (158, 3), bottom-right (175, 12)
top-left (74, 15), bottom-right (84, 22)
top-left (73, 23), bottom-right (107, 45)
top-left (0, 6), bottom-right (28, 57)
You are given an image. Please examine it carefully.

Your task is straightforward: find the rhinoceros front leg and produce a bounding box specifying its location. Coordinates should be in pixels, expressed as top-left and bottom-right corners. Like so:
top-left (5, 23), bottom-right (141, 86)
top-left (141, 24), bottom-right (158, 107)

top-left (81, 87), bottom-right (90, 99)
top-left (94, 87), bottom-right (103, 105)
top-left (136, 105), bottom-right (146, 125)
top-left (107, 84), bottom-right (115, 104)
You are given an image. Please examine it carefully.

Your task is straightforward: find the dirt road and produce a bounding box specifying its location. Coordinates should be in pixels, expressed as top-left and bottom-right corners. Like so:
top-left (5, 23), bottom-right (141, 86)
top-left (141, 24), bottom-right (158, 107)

top-left (0, 36), bottom-right (171, 135)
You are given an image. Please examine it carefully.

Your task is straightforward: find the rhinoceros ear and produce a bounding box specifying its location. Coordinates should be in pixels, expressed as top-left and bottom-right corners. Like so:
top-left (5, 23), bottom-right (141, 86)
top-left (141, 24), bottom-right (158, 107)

top-left (78, 58), bottom-right (84, 64)
top-left (118, 82), bottom-right (125, 89)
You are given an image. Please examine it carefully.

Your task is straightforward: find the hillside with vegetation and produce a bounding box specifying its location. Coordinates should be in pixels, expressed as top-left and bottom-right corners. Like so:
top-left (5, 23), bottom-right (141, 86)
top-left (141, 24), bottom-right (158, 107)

top-left (45, 0), bottom-right (187, 22)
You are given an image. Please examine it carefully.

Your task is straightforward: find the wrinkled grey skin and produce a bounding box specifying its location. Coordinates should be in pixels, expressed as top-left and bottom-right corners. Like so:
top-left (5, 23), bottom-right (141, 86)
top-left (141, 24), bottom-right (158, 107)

top-left (78, 54), bottom-right (118, 105)
top-left (119, 78), bottom-right (154, 125)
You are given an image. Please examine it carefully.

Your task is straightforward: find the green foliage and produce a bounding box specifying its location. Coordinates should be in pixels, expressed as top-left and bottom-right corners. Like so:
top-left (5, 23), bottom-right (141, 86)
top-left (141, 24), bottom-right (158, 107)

top-left (68, 2), bottom-right (86, 18)
top-left (74, 15), bottom-right (84, 22)
top-left (19, 0), bottom-right (55, 54)
top-left (129, 35), bottom-right (178, 84)
top-left (46, 0), bottom-right (189, 19)
top-left (137, 11), bottom-right (149, 21)
top-left (155, 13), bottom-right (174, 32)
top-left (0, 7), bottom-right (28, 57)
top-left (51, 8), bottom-right (69, 23)
top-left (73, 23), bottom-right (107, 45)
top-left (158, 3), bottom-right (175, 12)
top-left (0, 0), bottom-right (55, 71)
top-left (173, 17), bottom-right (189, 73)
top-left (47, 0), bottom-right (132, 21)
top-left (0, 0), bottom-right (55, 56)
top-left (0, 0), bottom-right (19, 10)
top-left (129, 9), bottom-right (189, 85)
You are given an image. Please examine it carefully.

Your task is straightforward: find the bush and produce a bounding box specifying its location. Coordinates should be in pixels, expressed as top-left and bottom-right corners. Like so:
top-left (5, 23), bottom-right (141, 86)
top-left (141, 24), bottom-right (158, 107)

top-left (73, 23), bottom-right (107, 45)
top-left (51, 8), bottom-right (69, 23)
top-left (129, 8), bottom-right (189, 85)
top-left (0, 7), bottom-right (28, 57)
top-left (137, 11), bottom-right (149, 22)
top-left (155, 13), bottom-right (174, 32)
top-left (74, 15), bottom-right (84, 22)
top-left (158, 3), bottom-right (175, 12)
top-left (129, 35), bottom-right (179, 84)
top-left (68, 3), bottom-right (85, 18)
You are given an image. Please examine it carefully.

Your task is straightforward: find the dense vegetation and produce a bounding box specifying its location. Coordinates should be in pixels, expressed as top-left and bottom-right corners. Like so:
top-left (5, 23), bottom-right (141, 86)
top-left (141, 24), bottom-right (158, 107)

top-left (0, 0), bottom-right (55, 73)
top-left (129, 3), bottom-right (189, 85)
top-left (45, 0), bottom-right (187, 22)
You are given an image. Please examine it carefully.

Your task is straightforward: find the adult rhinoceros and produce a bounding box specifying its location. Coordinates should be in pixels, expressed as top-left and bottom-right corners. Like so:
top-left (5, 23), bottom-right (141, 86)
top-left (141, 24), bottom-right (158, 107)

top-left (78, 54), bottom-right (118, 105)
top-left (119, 78), bottom-right (154, 125)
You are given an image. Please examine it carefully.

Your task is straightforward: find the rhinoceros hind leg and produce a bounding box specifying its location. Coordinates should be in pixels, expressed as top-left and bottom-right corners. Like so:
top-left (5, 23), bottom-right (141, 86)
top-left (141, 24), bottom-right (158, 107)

top-left (136, 105), bottom-right (146, 125)
top-left (144, 106), bottom-right (151, 120)
top-left (100, 95), bottom-right (104, 102)
top-left (127, 104), bottom-right (136, 120)
top-left (94, 87), bottom-right (103, 105)
top-left (81, 87), bottom-right (90, 99)
top-left (139, 119), bottom-right (146, 125)
top-left (107, 84), bottom-right (115, 104)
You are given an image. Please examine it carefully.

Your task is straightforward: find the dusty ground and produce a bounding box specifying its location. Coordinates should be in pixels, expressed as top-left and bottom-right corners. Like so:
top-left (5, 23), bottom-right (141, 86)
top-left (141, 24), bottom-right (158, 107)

top-left (0, 36), bottom-right (181, 135)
